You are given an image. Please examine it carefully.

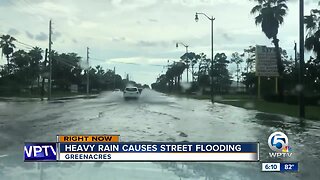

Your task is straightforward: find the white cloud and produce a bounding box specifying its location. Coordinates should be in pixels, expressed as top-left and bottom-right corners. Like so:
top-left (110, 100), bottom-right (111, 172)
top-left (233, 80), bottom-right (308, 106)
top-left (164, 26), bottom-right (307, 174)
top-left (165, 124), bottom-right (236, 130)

top-left (1, 0), bottom-right (319, 85)
top-left (107, 57), bottom-right (171, 66)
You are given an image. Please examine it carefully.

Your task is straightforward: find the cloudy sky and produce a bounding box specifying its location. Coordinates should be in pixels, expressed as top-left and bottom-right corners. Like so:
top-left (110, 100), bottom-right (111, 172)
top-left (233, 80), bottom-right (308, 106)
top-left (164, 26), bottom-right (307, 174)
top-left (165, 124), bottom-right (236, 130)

top-left (0, 0), bottom-right (319, 85)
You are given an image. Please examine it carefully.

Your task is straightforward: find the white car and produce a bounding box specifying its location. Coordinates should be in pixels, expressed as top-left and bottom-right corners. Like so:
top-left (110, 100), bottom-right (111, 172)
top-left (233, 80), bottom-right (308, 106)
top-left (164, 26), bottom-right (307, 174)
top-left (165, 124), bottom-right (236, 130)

top-left (123, 87), bottom-right (140, 100)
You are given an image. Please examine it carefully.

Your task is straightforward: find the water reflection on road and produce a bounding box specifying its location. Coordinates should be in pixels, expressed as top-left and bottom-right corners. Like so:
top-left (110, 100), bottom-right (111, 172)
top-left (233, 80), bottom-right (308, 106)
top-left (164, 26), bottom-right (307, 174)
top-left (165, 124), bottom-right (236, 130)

top-left (0, 89), bottom-right (319, 180)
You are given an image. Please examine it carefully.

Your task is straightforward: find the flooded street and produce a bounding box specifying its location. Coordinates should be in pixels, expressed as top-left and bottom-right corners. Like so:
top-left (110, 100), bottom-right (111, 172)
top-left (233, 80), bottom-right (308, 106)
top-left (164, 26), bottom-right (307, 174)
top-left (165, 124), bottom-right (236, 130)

top-left (0, 89), bottom-right (319, 180)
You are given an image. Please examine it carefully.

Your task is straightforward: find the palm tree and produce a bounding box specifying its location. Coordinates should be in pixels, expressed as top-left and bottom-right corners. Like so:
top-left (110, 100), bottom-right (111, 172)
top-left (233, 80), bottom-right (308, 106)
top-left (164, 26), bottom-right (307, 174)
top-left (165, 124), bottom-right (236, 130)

top-left (0, 34), bottom-right (16, 66)
top-left (230, 52), bottom-right (244, 89)
top-left (198, 53), bottom-right (210, 76)
top-left (305, 8), bottom-right (320, 58)
top-left (191, 54), bottom-right (200, 82)
top-left (29, 47), bottom-right (43, 89)
top-left (180, 53), bottom-right (191, 82)
top-left (250, 0), bottom-right (287, 71)
top-left (175, 62), bottom-right (186, 86)
top-left (251, 0), bottom-right (288, 97)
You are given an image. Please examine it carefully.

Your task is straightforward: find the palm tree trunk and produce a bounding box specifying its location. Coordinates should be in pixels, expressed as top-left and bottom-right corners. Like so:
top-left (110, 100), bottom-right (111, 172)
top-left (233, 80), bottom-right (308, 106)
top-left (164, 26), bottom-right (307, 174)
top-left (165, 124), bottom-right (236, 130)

top-left (174, 76), bottom-right (177, 89)
top-left (237, 63), bottom-right (239, 90)
top-left (178, 75), bottom-right (181, 92)
top-left (6, 55), bottom-right (9, 65)
top-left (191, 65), bottom-right (194, 82)
top-left (6, 54), bottom-right (9, 73)
top-left (186, 65), bottom-right (189, 83)
top-left (273, 37), bottom-right (284, 101)
top-left (41, 76), bottom-right (45, 101)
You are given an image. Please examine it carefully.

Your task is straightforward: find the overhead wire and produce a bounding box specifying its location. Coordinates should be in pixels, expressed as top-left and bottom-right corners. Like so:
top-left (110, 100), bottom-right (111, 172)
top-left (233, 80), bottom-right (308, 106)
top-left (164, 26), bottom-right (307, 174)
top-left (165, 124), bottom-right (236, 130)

top-left (15, 40), bottom-right (35, 49)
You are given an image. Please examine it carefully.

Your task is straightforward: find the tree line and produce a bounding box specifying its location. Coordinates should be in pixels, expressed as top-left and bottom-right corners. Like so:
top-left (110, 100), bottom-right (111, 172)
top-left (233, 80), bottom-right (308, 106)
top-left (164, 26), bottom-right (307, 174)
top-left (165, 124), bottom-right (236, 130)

top-left (0, 34), bottom-right (148, 96)
top-left (151, 52), bottom-right (232, 94)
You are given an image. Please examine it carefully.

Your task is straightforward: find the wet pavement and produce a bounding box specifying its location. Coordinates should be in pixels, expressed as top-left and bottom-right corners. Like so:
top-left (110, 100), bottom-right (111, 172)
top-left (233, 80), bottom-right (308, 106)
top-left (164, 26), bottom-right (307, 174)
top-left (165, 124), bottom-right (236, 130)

top-left (0, 89), bottom-right (319, 180)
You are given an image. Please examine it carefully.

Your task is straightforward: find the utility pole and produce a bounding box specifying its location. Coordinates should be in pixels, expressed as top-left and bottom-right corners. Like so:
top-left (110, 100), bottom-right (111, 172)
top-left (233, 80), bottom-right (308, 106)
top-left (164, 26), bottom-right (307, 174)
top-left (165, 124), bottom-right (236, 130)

top-left (299, 0), bottom-right (305, 118)
top-left (41, 49), bottom-right (48, 101)
top-left (113, 67), bottom-right (116, 90)
top-left (294, 41), bottom-right (299, 83)
top-left (48, 20), bottom-right (52, 100)
top-left (86, 47), bottom-right (90, 95)
top-left (294, 42), bottom-right (297, 69)
top-left (211, 16), bottom-right (214, 104)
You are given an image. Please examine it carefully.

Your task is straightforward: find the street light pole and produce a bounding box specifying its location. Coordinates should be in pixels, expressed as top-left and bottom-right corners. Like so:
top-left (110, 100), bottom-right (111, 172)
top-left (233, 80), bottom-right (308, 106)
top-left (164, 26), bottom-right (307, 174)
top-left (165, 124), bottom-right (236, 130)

top-left (195, 12), bottom-right (215, 104)
top-left (86, 47), bottom-right (90, 95)
top-left (299, 0), bottom-right (305, 118)
top-left (176, 42), bottom-right (189, 82)
top-left (48, 20), bottom-right (52, 100)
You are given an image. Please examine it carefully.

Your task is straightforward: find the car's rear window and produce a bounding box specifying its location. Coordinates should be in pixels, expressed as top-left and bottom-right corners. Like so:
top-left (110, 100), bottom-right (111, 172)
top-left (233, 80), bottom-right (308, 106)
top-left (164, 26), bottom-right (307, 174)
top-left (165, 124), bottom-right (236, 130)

top-left (125, 88), bottom-right (138, 91)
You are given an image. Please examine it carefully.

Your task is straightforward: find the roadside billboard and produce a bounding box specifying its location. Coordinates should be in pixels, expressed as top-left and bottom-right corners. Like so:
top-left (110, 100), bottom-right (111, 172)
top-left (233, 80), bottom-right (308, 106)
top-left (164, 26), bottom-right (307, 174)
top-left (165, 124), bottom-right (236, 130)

top-left (255, 45), bottom-right (279, 77)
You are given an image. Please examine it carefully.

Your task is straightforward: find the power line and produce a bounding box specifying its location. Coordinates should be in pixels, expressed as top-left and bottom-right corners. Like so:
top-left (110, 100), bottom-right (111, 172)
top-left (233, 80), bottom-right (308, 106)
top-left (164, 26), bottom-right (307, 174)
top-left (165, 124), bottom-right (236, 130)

top-left (15, 40), bottom-right (34, 49)
top-left (0, 33), bottom-right (36, 49)
top-left (14, 45), bottom-right (32, 51)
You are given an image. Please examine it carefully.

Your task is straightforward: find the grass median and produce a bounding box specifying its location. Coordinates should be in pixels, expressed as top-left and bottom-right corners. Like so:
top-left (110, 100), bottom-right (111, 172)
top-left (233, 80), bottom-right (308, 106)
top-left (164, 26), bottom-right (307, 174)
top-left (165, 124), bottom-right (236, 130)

top-left (176, 94), bottom-right (320, 120)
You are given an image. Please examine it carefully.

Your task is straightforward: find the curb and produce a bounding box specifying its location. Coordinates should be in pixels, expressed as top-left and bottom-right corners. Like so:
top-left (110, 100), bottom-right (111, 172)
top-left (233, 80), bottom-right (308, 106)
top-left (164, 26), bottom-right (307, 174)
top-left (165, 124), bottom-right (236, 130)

top-left (52, 94), bottom-right (99, 100)
top-left (0, 94), bottom-right (99, 102)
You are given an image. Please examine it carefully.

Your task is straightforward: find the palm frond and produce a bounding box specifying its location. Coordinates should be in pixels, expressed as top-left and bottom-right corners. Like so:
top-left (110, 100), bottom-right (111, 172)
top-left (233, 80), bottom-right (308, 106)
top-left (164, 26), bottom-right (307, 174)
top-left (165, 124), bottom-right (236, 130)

top-left (274, 7), bottom-right (287, 17)
top-left (311, 9), bottom-right (320, 15)
top-left (270, 0), bottom-right (278, 4)
top-left (278, 16), bottom-right (284, 24)
top-left (305, 36), bottom-right (316, 51)
top-left (277, 3), bottom-right (288, 11)
top-left (258, 0), bottom-right (267, 4)
top-left (251, 5), bottom-right (262, 14)
top-left (276, 0), bottom-right (288, 6)
top-left (255, 14), bottom-right (263, 25)
top-left (305, 15), bottom-right (317, 30)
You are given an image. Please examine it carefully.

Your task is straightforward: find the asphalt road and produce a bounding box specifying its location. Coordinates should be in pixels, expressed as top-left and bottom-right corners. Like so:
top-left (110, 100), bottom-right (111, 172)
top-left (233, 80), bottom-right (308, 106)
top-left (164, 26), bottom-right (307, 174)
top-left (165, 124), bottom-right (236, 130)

top-left (0, 89), bottom-right (319, 180)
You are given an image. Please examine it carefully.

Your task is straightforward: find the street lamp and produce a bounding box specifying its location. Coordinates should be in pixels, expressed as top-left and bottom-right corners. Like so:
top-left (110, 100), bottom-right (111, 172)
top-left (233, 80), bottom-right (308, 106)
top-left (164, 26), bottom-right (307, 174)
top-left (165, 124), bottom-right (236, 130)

top-left (176, 42), bottom-right (190, 82)
top-left (176, 42), bottom-right (189, 53)
top-left (195, 12), bottom-right (215, 104)
top-left (195, 14), bottom-right (199, 22)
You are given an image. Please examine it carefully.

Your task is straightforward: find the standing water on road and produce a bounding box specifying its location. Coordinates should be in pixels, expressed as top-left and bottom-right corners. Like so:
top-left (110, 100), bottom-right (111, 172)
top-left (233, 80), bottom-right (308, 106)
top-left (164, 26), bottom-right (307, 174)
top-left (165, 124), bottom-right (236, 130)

top-left (0, 89), bottom-right (319, 180)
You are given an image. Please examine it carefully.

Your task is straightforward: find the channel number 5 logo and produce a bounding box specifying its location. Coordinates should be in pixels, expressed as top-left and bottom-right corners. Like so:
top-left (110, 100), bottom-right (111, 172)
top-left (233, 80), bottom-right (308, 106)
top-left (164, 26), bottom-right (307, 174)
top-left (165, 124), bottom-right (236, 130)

top-left (268, 132), bottom-right (288, 152)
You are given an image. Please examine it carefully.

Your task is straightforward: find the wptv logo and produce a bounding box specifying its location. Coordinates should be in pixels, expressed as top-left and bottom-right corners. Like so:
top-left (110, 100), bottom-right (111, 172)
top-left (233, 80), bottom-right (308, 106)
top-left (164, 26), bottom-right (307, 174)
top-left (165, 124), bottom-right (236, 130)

top-left (24, 143), bottom-right (57, 161)
top-left (268, 132), bottom-right (292, 158)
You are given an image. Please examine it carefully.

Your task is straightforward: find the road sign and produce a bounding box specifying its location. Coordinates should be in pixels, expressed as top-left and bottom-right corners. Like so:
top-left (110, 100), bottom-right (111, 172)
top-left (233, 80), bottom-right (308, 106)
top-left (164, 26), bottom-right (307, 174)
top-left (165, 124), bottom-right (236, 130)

top-left (255, 45), bottom-right (279, 77)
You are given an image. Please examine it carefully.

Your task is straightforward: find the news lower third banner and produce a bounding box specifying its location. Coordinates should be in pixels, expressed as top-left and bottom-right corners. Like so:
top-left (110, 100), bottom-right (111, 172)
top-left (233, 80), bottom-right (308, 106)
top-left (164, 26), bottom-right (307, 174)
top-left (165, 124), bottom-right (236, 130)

top-left (24, 135), bottom-right (259, 162)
